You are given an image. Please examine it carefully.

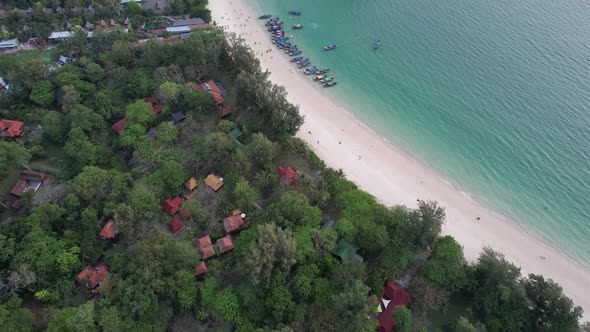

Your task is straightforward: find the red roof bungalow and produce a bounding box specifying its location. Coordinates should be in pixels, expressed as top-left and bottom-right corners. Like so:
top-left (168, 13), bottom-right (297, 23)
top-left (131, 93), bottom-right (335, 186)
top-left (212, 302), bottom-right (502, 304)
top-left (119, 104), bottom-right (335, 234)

top-left (196, 80), bottom-right (224, 105)
top-left (162, 196), bottom-right (183, 215)
top-left (144, 96), bottom-right (155, 104)
top-left (75, 263), bottom-right (110, 292)
top-left (217, 235), bottom-right (234, 254)
top-left (278, 166), bottom-right (299, 185)
top-left (10, 170), bottom-right (48, 197)
top-left (194, 261), bottom-right (207, 277)
top-left (223, 212), bottom-right (247, 234)
top-left (0, 119), bottom-right (24, 138)
top-left (99, 219), bottom-right (118, 239)
top-left (111, 117), bottom-right (128, 134)
top-left (197, 235), bottom-right (216, 260)
top-left (168, 216), bottom-right (184, 234)
top-left (152, 104), bottom-right (162, 114)
top-left (377, 280), bottom-right (411, 332)
top-left (215, 106), bottom-right (233, 117)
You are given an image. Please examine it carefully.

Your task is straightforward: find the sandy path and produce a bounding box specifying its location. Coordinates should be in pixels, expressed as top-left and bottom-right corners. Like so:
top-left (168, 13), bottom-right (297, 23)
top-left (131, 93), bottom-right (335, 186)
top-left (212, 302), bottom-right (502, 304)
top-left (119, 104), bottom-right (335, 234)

top-left (209, 0), bottom-right (590, 318)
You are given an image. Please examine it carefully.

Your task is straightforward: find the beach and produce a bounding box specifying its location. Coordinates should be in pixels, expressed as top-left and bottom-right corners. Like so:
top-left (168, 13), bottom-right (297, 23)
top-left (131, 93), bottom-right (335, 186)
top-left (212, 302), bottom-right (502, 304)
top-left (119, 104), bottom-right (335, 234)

top-left (209, 0), bottom-right (590, 317)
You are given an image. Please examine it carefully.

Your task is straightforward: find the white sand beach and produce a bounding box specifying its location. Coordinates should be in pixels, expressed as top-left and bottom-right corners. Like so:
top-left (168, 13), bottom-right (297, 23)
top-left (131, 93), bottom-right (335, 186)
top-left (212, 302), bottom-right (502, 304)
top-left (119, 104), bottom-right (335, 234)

top-left (209, 0), bottom-right (590, 317)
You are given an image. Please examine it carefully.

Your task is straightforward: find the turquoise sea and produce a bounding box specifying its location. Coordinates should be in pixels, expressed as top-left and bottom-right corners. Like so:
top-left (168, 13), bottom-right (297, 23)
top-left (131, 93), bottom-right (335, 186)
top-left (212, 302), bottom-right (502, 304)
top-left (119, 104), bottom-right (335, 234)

top-left (247, 0), bottom-right (590, 267)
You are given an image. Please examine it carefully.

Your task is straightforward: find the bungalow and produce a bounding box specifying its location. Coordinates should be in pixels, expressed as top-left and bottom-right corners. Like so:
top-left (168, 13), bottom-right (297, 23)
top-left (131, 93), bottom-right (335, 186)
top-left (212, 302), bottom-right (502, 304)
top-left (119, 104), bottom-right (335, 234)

top-left (170, 18), bottom-right (207, 29)
top-left (196, 80), bottom-right (224, 105)
top-left (99, 219), bottom-right (118, 239)
top-left (171, 111), bottom-right (186, 123)
top-left (144, 96), bottom-right (155, 104)
top-left (184, 177), bottom-right (198, 191)
top-left (377, 280), bottom-right (411, 332)
top-left (332, 238), bottom-right (363, 262)
top-left (215, 106), bottom-right (233, 117)
top-left (111, 117), bottom-right (128, 134)
top-left (194, 261), bottom-right (207, 277)
top-left (152, 104), bottom-right (162, 114)
top-left (162, 196), bottom-right (183, 215)
top-left (168, 216), bottom-right (184, 234)
top-left (0, 38), bottom-right (19, 49)
top-left (0, 77), bottom-right (9, 90)
top-left (217, 235), bottom-right (235, 254)
top-left (75, 263), bottom-right (110, 293)
top-left (166, 26), bottom-right (191, 35)
top-left (42, 7), bottom-right (53, 14)
top-left (277, 166), bottom-right (299, 184)
top-left (0, 119), bottom-right (24, 137)
top-left (10, 170), bottom-right (48, 197)
top-left (196, 235), bottom-right (216, 260)
top-left (204, 174), bottom-right (224, 192)
top-left (223, 211), bottom-right (247, 234)
top-left (48, 31), bottom-right (74, 41)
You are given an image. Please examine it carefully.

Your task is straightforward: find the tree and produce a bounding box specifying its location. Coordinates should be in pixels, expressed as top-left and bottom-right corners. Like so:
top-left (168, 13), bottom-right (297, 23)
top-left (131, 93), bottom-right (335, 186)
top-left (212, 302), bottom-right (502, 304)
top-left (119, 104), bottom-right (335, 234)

top-left (180, 90), bottom-right (217, 114)
top-left (68, 166), bottom-right (132, 208)
top-left (0, 296), bottom-right (33, 332)
top-left (392, 306), bottom-right (412, 332)
top-left (0, 141), bottom-right (31, 176)
top-left (233, 178), bottom-right (259, 210)
top-left (68, 105), bottom-right (106, 135)
top-left (126, 100), bottom-right (155, 126)
top-left (29, 80), bottom-right (54, 106)
top-left (147, 161), bottom-right (188, 197)
top-left (400, 200), bottom-right (445, 247)
top-left (43, 111), bottom-right (69, 143)
top-left (156, 81), bottom-right (182, 105)
top-left (119, 122), bottom-right (147, 148)
top-left (174, 270), bottom-right (198, 309)
top-left (419, 236), bottom-right (467, 293)
top-left (244, 223), bottom-right (297, 284)
top-left (455, 316), bottom-right (486, 332)
top-left (251, 132), bottom-right (278, 167)
top-left (273, 191), bottom-right (321, 229)
top-left (331, 280), bottom-right (376, 332)
top-left (524, 274), bottom-right (582, 331)
top-left (47, 302), bottom-right (96, 332)
top-left (355, 221), bottom-right (388, 255)
top-left (60, 85), bottom-right (80, 112)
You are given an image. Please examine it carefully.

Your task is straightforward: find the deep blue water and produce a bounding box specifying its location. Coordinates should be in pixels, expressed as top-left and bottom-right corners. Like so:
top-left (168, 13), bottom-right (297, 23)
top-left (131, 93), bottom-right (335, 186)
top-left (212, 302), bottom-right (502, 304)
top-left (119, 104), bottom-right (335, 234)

top-left (248, 0), bottom-right (590, 267)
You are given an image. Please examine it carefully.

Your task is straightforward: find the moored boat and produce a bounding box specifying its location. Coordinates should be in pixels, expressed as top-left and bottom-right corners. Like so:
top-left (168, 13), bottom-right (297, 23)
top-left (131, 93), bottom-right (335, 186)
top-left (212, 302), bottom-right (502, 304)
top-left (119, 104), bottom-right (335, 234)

top-left (324, 44), bottom-right (336, 51)
top-left (291, 56), bottom-right (303, 62)
top-left (289, 10), bottom-right (301, 15)
top-left (318, 68), bottom-right (330, 74)
top-left (296, 57), bottom-right (309, 64)
top-left (259, 15), bottom-right (271, 19)
top-left (304, 67), bottom-right (318, 74)
top-left (313, 75), bottom-right (325, 81)
top-left (320, 76), bottom-right (334, 83)
top-left (289, 50), bottom-right (302, 56)
top-left (373, 40), bottom-right (382, 49)
top-left (298, 61), bottom-right (311, 68)
top-left (323, 81), bottom-right (337, 87)
top-left (293, 24), bottom-right (304, 30)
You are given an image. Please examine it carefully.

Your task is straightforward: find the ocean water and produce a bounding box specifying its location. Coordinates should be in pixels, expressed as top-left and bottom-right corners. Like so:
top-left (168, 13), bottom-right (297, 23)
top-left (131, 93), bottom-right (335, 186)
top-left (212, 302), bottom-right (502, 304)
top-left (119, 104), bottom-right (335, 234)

top-left (247, 0), bottom-right (590, 267)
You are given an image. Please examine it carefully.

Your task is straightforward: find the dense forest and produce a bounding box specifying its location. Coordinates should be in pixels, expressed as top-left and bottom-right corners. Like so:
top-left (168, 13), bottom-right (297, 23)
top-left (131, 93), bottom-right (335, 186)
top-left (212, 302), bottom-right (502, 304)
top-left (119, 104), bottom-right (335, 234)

top-left (0, 8), bottom-right (586, 332)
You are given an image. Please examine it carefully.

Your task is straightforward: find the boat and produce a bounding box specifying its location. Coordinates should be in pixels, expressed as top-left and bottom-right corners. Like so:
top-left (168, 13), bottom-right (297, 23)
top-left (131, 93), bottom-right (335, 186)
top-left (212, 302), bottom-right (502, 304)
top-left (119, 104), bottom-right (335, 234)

top-left (313, 75), bottom-right (325, 81)
top-left (293, 24), bottom-right (304, 30)
top-left (305, 67), bottom-right (318, 74)
top-left (268, 26), bottom-right (281, 32)
top-left (289, 50), bottom-right (302, 56)
top-left (323, 82), bottom-right (337, 87)
top-left (285, 48), bottom-right (298, 53)
top-left (289, 10), bottom-right (301, 15)
top-left (373, 40), bottom-right (381, 49)
top-left (291, 56), bottom-right (303, 62)
top-left (324, 44), bottom-right (336, 51)
top-left (318, 68), bottom-right (330, 74)
top-left (296, 57), bottom-right (309, 64)
top-left (259, 15), bottom-right (271, 19)
top-left (298, 62), bottom-right (311, 68)
top-left (320, 76), bottom-right (334, 83)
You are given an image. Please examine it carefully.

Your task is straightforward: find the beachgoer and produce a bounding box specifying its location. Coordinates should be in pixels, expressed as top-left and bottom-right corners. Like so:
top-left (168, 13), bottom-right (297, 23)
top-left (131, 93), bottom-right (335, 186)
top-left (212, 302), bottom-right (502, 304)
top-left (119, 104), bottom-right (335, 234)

top-left (477, 217), bottom-right (481, 220)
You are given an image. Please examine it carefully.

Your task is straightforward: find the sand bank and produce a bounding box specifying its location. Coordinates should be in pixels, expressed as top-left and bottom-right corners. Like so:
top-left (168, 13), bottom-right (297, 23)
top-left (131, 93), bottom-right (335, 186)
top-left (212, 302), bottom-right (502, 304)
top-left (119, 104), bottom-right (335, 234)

top-left (209, 0), bottom-right (590, 317)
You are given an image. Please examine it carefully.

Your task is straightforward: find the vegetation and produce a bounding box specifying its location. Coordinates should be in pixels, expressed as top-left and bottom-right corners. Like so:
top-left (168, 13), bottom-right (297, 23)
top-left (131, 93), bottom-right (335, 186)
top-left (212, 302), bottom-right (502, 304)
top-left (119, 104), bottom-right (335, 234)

top-left (0, 9), bottom-right (585, 332)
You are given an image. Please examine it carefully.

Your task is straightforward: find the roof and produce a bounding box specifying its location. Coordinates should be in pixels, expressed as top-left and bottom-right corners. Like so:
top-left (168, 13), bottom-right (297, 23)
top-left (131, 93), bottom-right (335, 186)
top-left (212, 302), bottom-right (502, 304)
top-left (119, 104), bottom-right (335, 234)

top-left (99, 219), bottom-right (118, 239)
top-left (228, 128), bottom-right (243, 139)
top-left (20, 170), bottom-right (47, 181)
top-left (166, 26), bottom-right (191, 34)
top-left (223, 214), bottom-right (246, 234)
top-left (111, 117), bottom-right (128, 134)
top-left (162, 196), bottom-right (183, 215)
top-left (332, 239), bottom-right (363, 262)
top-left (0, 38), bottom-right (18, 48)
top-left (200, 244), bottom-right (216, 260)
top-left (277, 166), bottom-right (299, 184)
top-left (217, 235), bottom-right (234, 254)
top-left (204, 174), bottom-right (224, 191)
top-left (0, 119), bottom-right (24, 137)
top-left (48, 31), bottom-right (73, 39)
top-left (185, 177), bottom-right (198, 191)
top-left (196, 235), bottom-right (212, 249)
top-left (10, 179), bottom-right (28, 197)
top-left (168, 216), bottom-right (184, 234)
top-left (211, 93), bottom-right (224, 105)
top-left (146, 128), bottom-right (158, 139)
top-left (152, 104), bottom-right (162, 114)
top-left (145, 96), bottom-right (155, 104)
top-left (172, 111), bottom-right (186, 123)
top-left (216, 106), bottom-right (233, 117)
top-left (75, 263), bottom-right (110, 289)
top-left (378, 281), bottom-right (411, 332)
top-left (171, 18), bottom-right (206, 27)
top-left (196, 81), bottom-right (224, 105)
top-left (194, 261), bottom-right (207, 276)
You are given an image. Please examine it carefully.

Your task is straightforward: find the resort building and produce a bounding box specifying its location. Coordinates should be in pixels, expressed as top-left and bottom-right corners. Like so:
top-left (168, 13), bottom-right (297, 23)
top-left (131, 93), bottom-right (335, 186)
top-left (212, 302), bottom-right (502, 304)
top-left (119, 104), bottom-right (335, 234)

top-left (377, 280), bottom-right (411, 332)
top-left (168, 216), bottom-right (184, 234)
top-left (162, 196), bottom-right (183, 215)
top-left (0, 119), bottom-right (24, 137)
top-left (48, 31), bottom-right (73, 41)
top-left (0, 38), bottom-right (19, 49)
top-left (204, 174), bottom-right (224, 192)
top-left (332, 238), bottom-right (363, 262)
top-left (75, 263), bottom-right (110, 294)
top-left (223, 211), bottom-right (247, 234)
top-left (278, 166), bottom-right (299, 185)
top-left (215, 106), bottom-right (233, 117)
top-left (196, 80), bottom-right (224, 105)
top-left (196, 235), bottom-right (216, 260)
top-left (184, 177), bottom-right (198, 191)
top-left (99, 219), bottom-right (118, 239)
top-left (10, 170), bottom-right (48, 197)
top-left (194, 261), bottom-right (207, 277)
top-left (170, 18), bottom-right (208, 30)
top-left (166, 26), bottom-right (191, 35)
top-left (111, 117), bottom-right (128, 134)
top-left (217, 235), bottom-right (235, 254)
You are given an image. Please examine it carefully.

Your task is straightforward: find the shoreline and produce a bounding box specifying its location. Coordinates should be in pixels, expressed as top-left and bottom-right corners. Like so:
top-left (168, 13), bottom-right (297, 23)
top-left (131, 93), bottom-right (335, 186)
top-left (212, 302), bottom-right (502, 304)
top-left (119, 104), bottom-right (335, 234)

top-left (210, 0), bottom-right (590, 318)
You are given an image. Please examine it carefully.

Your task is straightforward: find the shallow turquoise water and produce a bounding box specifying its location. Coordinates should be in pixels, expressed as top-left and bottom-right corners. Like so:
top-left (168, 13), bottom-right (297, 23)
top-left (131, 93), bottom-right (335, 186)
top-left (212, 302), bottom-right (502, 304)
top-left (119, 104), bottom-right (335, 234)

top-left (247, 0), bottom-right (590, 267)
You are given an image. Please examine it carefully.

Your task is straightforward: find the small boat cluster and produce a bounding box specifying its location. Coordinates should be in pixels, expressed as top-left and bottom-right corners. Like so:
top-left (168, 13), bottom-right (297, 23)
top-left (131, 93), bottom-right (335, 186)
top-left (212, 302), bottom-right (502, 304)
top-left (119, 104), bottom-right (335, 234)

top-left (261, 12), bottom-right (338, 88)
